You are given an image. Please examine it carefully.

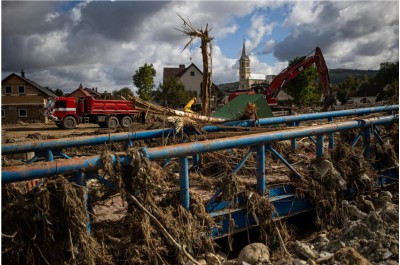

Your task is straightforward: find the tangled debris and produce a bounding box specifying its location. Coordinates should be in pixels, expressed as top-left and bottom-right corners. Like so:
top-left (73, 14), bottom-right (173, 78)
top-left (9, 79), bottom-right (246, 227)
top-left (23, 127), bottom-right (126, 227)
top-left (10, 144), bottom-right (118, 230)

top-left (2, 177), bottom-right (113, 265)
top-left (1, 118), bottom-right (398, 265)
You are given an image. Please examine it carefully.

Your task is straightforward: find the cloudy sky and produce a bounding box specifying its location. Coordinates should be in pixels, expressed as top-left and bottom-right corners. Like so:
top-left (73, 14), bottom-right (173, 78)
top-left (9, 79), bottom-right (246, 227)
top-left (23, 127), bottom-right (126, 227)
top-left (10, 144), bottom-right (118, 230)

top-left (2, 1), bottom-right (399, 94)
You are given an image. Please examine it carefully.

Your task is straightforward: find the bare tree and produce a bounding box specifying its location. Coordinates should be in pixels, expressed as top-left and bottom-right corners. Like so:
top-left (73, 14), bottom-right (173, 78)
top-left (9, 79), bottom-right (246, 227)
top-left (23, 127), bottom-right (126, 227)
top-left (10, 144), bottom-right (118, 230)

top-left (176, 14), bottom-right (214, 116)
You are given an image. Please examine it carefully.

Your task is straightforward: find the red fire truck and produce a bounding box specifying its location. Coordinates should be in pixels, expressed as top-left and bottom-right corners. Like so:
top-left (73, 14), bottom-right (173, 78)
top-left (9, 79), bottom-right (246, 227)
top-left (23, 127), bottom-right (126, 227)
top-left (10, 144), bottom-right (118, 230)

top-left (45, 96), bottom-right (142, 129)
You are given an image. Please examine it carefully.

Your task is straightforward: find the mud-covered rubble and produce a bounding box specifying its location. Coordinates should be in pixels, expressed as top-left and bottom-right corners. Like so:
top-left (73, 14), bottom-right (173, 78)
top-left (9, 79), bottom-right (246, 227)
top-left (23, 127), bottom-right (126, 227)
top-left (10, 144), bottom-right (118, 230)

top-left (275, 187), bottom-right (399, 265)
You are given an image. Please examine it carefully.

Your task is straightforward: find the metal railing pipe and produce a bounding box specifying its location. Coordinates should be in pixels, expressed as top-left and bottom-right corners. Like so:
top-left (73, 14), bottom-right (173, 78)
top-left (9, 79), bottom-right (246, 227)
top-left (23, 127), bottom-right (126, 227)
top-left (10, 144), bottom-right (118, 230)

top-left (3, 106), bottom-right (398, 155)
top-left (2, 128), bottom-right (176, 155)
top-left (219, 105), bottom-right (398, 127)
top-left (3, 115), bottom-right (398, 184)
top-left (2, 154), bottom-right (130, 184)
top-left (142, 115), bottom-right (398, 160)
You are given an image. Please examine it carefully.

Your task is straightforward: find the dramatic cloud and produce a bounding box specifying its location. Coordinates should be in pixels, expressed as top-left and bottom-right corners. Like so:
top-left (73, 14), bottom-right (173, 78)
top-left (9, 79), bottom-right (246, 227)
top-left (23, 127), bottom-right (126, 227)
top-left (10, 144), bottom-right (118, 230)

top-left (274, 1), bottom-right (399, 69)
top-left (2, 1), bottom-right (398, 93)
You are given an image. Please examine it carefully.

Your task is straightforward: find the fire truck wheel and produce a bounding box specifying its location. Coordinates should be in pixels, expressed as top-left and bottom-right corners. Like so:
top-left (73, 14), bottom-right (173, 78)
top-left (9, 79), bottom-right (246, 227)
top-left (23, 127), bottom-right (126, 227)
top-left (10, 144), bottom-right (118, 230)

top-left (62, 116), bottom-right (77, 129)
top-left (121, 116), bottom-right (133, 128)
top-left (107, 116), bottom-right (119, 129)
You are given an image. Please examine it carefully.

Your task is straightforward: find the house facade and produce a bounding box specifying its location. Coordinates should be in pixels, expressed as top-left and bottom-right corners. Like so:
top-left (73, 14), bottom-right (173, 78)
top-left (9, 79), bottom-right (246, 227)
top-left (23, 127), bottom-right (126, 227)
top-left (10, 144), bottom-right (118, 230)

top-left (2, 71), bottom-right (56, 123)
top-left (163, 63), bottom-right (217, 104)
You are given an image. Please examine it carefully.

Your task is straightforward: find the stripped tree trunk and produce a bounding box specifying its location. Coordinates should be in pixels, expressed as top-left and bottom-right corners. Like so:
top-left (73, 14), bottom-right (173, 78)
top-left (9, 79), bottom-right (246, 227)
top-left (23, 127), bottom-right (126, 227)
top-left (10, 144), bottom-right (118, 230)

top-left (176, 14), bottom-right (214, 116)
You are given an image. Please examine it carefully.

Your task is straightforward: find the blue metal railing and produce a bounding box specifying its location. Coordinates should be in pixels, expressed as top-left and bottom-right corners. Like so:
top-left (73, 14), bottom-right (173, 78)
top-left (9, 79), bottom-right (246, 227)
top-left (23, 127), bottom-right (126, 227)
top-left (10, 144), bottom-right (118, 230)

top-left (2, 105), bottom-right (398, 155)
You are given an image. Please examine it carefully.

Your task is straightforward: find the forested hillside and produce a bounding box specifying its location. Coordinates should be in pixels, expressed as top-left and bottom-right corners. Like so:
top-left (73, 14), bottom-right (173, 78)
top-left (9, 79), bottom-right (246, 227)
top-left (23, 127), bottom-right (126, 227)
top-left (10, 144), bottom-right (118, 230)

top-left (329, 69), bottom-right (378, 84)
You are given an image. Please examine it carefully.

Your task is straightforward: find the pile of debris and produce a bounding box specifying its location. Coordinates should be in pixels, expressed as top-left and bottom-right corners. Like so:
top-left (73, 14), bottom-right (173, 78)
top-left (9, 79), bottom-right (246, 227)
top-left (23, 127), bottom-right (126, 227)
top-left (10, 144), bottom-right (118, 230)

top-left (1, 119), bottom-right (398, 265)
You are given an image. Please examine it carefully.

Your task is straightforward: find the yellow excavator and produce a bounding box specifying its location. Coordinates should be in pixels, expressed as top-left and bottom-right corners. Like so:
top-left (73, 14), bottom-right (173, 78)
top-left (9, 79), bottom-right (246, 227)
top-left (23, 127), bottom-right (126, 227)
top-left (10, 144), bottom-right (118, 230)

top-left (183, 97), bottom-right (197, 113)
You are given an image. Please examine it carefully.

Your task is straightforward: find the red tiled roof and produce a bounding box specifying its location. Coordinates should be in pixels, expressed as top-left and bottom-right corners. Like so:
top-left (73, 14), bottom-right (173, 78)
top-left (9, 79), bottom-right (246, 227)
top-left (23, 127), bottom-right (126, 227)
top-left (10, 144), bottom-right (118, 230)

top-left (163, 66), bottom-right (186, 82)
top-left (66, 85), bottom-right (102, 98)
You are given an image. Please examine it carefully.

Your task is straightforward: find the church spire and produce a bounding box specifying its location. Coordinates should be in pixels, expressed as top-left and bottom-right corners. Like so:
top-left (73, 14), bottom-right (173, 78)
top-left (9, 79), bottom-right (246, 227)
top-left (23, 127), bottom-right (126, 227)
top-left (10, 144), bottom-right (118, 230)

top-left (239, 37), bottom-right (250, 90)
top-left (241, 38), bottom-right (247, 58)
top-left (241, 38), bottom-right (249, 59)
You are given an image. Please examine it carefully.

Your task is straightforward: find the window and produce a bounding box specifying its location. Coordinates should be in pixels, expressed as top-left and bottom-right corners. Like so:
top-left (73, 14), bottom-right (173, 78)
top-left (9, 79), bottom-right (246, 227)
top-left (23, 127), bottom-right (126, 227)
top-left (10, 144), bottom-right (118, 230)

top-left (18, 109), bottom-right (27, 117)
top-left (55, 100), bottom-right (67, 108)
top-left (190, 71), bottom-right (195, 76)
top-left (1, 109), bottom-right (5, 118)
top-left (18, 85), bottom-right (26, 95)
top-left (5, 86), bottom-right (12, 95)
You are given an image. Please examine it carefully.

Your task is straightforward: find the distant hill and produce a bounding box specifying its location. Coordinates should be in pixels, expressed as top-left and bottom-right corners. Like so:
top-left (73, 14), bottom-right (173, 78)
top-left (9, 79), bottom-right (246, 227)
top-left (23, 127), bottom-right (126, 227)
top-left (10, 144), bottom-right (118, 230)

top-left (217, 82), bottom-right (239, 92)
top-left (217, 69), bottom-right (379, 91)
top-left (329, 69), bottom-right (378, 84)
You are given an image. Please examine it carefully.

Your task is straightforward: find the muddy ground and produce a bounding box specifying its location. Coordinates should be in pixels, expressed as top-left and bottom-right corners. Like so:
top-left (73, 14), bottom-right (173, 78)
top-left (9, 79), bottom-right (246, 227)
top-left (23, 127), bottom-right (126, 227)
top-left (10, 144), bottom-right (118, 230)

top-left (1, 112), bottom-right (399, 265)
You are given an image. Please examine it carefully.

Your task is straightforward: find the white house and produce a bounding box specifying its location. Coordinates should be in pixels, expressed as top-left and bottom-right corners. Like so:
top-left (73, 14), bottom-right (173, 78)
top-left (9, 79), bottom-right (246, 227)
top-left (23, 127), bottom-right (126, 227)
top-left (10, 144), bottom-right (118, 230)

top-left (163, 63), bottom-right (217, 103)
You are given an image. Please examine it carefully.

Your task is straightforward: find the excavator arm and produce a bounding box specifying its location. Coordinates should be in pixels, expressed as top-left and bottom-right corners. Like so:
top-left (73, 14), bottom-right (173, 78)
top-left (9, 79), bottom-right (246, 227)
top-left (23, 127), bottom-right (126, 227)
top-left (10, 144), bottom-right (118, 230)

top-left (267, 47), bottom-right (335, 108)
top-left (183, 97), bottom-right (197, 113)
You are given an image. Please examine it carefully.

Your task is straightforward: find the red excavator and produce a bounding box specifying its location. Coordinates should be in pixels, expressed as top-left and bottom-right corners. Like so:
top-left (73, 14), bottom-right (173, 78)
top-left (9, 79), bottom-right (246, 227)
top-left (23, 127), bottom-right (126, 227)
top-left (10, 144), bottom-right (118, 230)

top-left (230, 47), bottom-right (336, 110)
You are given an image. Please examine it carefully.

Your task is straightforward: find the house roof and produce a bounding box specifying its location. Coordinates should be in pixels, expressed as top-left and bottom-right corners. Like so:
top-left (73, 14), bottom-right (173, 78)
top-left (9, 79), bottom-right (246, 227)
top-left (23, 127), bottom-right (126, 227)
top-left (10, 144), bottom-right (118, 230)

top-left (163, 63), bottom-right (219, 88)
top-left (163, 66), bottom-right (185, 82)
top-left (66, 84), bottom-right (102, 98)
top-left (2, 73), bottom-right (57, 97)
top-left (348, 84), bottom-right (383, 97)
top-left (163, 63), bottom-right (203, 81)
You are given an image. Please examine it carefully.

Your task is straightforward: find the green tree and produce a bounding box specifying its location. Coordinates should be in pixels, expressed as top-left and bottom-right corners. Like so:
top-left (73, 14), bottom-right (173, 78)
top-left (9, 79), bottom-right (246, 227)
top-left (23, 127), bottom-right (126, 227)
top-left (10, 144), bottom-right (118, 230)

top-left (375, 62), bottom-right (399, 87)
top-left (284, 56), bottom-right (321, 106)
top-left (153, 78), bottom-right (195, 108)
top-left (112, 87), bottom-right (134, 100)
top-left (133, 63), bottom-right (156, 101)
top-left (336, 75), bottom-right (363, 104)
top-left (54, 88), bottom-right (64, 96)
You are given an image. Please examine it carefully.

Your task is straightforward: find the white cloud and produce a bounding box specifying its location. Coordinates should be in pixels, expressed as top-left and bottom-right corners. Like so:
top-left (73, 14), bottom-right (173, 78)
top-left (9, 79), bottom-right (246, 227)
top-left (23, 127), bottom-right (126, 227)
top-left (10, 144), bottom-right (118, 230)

top-left (284, 1), bottom-right (324, 26)
top-left (247, 14), bottom-right (275, 53)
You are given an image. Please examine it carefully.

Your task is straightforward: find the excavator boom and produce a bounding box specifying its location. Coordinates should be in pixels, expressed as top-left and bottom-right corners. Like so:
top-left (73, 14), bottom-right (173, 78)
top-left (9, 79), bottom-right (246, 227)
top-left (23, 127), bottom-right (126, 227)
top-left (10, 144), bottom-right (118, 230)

top-left (267, 47), bottom-right (334, 108)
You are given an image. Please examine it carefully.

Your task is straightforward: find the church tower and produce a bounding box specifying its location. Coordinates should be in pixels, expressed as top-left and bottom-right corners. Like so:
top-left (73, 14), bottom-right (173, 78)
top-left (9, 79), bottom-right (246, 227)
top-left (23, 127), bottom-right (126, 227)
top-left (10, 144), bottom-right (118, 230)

top-left (239, 40), bottom-right (250, 89)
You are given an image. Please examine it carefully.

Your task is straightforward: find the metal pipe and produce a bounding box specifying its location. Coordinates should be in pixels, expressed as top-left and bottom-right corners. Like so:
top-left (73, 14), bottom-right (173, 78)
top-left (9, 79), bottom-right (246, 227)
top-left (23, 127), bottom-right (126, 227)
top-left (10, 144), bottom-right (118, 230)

top-left (219, 105), bottom-right (399, 127)
top-left (2, 128), bottom-right (176, 155)
top-left (232, 148), bottom-right (253, 174)
top-left (143, 115), bottom-right (398, 160)
top-left (266, 144), bottom-right (303, 179)
top-left (3, 115), bottom-right (398, 184)
top-left (316, 135), bottom-right (324, 158)
top-left (46, 150), bottom-right (54, 161)
top-left (328, 117), bottom-right (335, 149)
top-left (256, 145), bottom-right (265, 195)
top-left (3, 106), bottom-right (398, 155)
top-left (179, 157), bottom-right (190, 209)
top-left (192, 154), bottom-right (200, 171)
top-left (351, 130), bottom-right (363, 148)
top-left (288, 121), bottom-right (298, 150)
top-left (2, 154), bottom-right (131, 184)
top-left (363, 128), bottom-right (371, 159)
